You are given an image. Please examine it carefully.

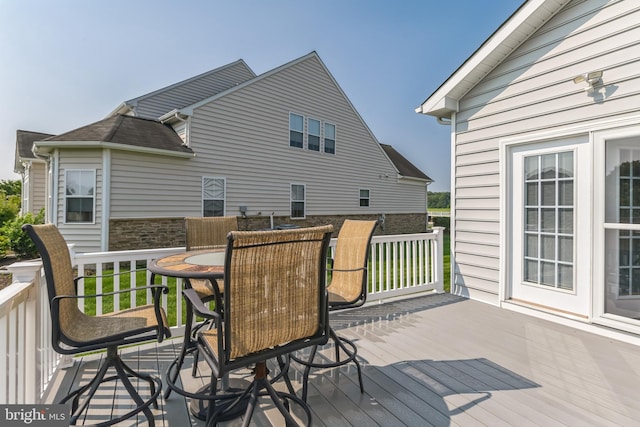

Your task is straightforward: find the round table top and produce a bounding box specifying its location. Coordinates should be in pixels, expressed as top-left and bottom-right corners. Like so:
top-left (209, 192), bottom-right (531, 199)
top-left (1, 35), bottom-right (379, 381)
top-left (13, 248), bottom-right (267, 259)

top-left (148, 248), bottom-right (225, 279)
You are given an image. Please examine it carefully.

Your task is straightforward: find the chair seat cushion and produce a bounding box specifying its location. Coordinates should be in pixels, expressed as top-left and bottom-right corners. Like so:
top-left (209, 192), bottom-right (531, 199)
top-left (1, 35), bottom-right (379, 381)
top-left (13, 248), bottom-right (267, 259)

top-left (189, 278), bottom-right (221, 300)
top-left (64, 305), bottom-right (168, 344)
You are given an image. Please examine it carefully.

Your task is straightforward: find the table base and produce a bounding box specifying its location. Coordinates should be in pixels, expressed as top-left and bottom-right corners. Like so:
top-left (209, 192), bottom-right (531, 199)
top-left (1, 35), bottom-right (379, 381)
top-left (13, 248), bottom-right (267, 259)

top-left (189, 379), bottom-right (252, 421)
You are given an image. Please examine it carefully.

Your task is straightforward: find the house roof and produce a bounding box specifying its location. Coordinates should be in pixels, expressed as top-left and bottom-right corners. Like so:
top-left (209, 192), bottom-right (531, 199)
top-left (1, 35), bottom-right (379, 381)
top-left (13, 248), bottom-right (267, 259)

top-left (416, 0), bottom-right (570, 119)
top-left (109, 59), bottom-right (256, 117)
top-left (34, 115), bottom-right (194, 157)
top-left (380, 144), bottom-right (432, 182)
top-left (16, 130), bottom-right (54, 159)
top-left (14, 130), bottom-right (55, 172)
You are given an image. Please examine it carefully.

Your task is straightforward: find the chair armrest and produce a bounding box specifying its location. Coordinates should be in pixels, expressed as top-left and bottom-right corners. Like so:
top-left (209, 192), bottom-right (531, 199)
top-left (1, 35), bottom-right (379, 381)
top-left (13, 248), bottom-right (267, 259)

top-left (182, 288), bottom-right (221, 321)
top-left (75, 268), bottom-right (148, 282)
top-left (53, 284), bottom-right (170, 301)
top-left (327, 267), bottom-right (366, 273)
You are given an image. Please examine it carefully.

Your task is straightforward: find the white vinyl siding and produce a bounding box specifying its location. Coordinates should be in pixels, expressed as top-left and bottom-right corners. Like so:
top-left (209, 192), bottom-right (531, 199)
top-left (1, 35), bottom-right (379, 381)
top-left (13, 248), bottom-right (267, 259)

top-left (450, 0), bottom-right (640, 301)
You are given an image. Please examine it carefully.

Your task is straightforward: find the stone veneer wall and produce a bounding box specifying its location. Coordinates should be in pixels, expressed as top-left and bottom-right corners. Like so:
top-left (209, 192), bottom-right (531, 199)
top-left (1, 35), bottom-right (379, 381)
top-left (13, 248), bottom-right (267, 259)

top-left (109, 213), bottom-right (427, 251)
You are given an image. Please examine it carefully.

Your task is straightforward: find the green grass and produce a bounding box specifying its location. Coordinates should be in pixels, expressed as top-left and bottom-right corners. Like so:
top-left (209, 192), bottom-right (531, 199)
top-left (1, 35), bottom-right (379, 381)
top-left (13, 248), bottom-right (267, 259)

top-left (81, 234), bottom-right (453, 319)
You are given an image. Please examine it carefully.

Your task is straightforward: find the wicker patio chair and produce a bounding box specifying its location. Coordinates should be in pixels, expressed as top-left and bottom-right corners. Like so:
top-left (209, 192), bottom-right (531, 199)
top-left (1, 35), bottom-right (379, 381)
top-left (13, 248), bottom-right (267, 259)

top-left (22, 223), bottom-right (171, 427)
top-left (184, 216), bottom-right (238, 300)
top-left (291, 219), bottom-right (378, 401)
top-left (166, 225), bottom-right (333, 426)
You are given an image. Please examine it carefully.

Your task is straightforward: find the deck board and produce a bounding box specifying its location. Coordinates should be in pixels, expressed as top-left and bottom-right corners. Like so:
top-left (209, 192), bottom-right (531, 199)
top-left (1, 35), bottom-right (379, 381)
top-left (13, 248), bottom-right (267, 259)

top-left (44, 293), bottom-right (640, 426)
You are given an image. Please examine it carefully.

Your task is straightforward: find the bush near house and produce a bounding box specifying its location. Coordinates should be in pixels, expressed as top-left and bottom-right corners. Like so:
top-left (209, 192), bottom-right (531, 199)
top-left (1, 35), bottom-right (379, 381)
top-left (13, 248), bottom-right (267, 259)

top-left (0, 209), bottom-right (45, 259)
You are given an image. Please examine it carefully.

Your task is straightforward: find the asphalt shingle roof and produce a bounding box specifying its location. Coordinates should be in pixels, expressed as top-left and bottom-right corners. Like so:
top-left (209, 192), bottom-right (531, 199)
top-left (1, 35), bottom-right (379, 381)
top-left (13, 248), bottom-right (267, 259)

top-left (45, 115), bottom-right (193, 154)
top-left (380, 144), bottom-right (431, 181)
top-left (16, 130), bottom-right (54, 159)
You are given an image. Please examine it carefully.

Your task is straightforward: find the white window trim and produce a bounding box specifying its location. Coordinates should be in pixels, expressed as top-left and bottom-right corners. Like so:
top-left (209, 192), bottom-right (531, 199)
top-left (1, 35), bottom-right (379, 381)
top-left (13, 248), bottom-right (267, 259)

top-left (593, 123), bottom-right (640, 327)
top-left (308, 117), bottom-right (321, 152)
top-left (500, 114), bottom-right (640, 312)
top-left (290, 183), bottom-right (306, 219)
top-left (359, 188), bottom-right (370, 207)
top-left (324, 122), bottom-right (336, 155)
top-left (63, 169), bottom-right (96, 225)
top-left (289, 112), bottom-right (304, 149)
top-left (202, 176), bottom-right (226, 217)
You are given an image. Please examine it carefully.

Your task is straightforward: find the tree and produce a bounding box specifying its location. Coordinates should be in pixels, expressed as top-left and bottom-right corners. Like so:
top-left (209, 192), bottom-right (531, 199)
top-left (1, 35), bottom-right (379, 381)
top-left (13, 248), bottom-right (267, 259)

top-left (0, 180), bottom-right (21, 197)
top-left (427, 192), bottom-right (450, 209)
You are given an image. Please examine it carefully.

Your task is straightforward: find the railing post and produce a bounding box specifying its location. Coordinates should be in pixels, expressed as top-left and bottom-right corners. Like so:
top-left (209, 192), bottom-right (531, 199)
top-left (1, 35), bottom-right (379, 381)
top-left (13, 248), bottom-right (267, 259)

top-left (432, 227), bottom-right (445, 293)
top-left (6, 261), bottom-right (42, 403)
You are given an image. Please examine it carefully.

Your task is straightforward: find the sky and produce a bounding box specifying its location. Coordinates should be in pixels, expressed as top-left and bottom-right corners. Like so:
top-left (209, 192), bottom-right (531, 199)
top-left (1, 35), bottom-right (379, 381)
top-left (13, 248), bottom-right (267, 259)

top-left (0, 0), bottom-right (523, 192)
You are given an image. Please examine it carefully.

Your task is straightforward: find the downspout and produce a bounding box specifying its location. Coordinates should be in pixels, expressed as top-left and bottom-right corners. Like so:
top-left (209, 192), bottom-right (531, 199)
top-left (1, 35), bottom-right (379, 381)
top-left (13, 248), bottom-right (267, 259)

top-left (436, 116), bottom-right (451, 125)
top-left (101, 149), bottom-right (111, 251)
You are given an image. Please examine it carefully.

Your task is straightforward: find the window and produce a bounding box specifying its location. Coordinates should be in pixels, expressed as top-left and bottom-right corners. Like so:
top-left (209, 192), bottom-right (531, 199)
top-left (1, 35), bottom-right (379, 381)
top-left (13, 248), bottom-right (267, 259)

top-left (324, 123), bottom-right (336, 154)
top-left (289, 113), bottom-right (304, 148)
top-left (203, 177), bottom-right (225, 217)
top-left (605, 141), bottom-right (640, 297)
top-left (288, 112), bottom-right (336, 154)
top-left (523, 151), bottom-right (574, 290)
top-left (65, 170), bottom-right (95, 223)
top-left (359, 189), bottom-right (370, 207)
top-left (291, 184), bottom-right (305, 219)
top-left (308, 118), bottom-right (320, 151)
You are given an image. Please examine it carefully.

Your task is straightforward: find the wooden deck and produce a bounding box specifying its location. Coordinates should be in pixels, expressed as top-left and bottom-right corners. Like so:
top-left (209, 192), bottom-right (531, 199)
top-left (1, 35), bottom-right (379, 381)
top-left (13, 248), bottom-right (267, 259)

top-left (44, 293), bottom-right (640, 426)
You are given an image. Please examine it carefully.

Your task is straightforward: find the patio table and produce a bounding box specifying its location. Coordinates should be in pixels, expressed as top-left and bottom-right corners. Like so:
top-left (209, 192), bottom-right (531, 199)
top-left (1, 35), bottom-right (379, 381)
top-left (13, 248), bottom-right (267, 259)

top-left (149, 248), bottom-right (247, 421)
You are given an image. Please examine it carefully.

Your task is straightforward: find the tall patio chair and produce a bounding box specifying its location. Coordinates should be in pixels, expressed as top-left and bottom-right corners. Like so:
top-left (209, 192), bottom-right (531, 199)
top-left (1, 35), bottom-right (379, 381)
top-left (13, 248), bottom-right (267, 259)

top-left (22, 223), bottom-right (171, 427)
top-left (292, 219), bottom-right (378, 401)
top-left (184, 216), bottom-right (238, 300)
top-left (177, 216), bottom-right (239, 383)
top-left (166, 225), bottom-right (333, 426)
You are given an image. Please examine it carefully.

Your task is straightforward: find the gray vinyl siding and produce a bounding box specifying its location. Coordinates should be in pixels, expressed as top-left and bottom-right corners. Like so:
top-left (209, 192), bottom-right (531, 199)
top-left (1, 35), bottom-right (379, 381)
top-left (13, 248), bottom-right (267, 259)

top-left (56, 149), bottom-right (103, 253)
top-left (30, 161), bottom-right (47, 214)
top-left (451, 0), bottom-right (640, 300)
top-left (109, 151), bottom-right (199, 217)
top-left (188, 54), bottom-right (425, 217)
top-left (133, 61), bottom-right (256, 119)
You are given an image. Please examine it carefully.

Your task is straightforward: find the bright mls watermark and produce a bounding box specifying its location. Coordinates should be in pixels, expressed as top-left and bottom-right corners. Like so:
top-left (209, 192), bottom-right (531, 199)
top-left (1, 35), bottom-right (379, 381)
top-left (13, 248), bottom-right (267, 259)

top-left (0, 405), bottom-right (68, 426)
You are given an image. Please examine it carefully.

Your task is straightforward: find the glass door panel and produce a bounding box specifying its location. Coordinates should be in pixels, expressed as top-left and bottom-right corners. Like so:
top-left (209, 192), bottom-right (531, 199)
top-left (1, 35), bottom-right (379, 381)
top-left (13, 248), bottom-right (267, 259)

top-left (604, 138), bottom-right (640, 319)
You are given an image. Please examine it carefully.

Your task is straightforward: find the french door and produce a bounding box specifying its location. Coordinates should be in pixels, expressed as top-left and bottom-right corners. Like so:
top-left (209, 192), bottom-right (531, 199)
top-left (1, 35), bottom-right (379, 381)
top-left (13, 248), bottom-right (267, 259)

top-left (595, 127), bottom-right (640, 326)
top-left (509, 137), bottom-right (591, 316)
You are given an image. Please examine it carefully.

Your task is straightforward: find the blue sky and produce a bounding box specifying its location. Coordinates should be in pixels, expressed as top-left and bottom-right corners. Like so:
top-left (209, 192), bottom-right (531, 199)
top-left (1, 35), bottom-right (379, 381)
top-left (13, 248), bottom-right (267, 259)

top-left (0, 0), bottom-right (523, 192)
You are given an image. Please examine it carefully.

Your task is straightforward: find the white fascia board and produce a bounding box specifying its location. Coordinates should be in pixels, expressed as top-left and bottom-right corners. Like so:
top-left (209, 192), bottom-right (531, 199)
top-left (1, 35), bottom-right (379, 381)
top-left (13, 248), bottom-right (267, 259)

top-left (416, 0), bottom-right (569, 118)
top-left (33, 141), bottom-right (195, 159)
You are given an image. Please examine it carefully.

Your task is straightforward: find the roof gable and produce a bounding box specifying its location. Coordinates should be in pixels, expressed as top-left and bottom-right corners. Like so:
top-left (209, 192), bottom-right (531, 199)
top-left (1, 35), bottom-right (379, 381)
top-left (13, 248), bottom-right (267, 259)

top-left (416, 0), bottom-right (571, 119)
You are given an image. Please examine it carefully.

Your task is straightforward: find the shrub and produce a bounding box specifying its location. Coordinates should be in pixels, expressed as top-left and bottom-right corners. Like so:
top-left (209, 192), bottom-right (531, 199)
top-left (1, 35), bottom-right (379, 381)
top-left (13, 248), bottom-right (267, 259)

top-left (0, 193), bottom-right (20, 227)
top-left (433, 216), bottom-right (450, 230)
top-left (1, 209), bottom-right (45, 259)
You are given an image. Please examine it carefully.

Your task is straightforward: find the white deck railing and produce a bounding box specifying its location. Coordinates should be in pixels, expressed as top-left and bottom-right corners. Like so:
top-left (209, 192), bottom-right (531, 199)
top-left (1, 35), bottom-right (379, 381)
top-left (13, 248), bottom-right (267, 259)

top-left (0, 227), bottom-right (443, 405)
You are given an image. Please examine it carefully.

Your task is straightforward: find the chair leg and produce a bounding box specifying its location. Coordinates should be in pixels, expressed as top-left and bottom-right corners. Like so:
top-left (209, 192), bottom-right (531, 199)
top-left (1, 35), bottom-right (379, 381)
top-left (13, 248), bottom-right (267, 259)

top-left (61, 347), bottom-right (161, 427)
top-left (294, 327), bottom-right (364, 402)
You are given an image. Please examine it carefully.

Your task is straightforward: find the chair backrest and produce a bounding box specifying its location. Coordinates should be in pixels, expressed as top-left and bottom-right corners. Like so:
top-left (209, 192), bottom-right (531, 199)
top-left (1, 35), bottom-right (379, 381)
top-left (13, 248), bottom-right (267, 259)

top-left (223, 225), bottom-right (333, 361)
top-left (22, 223), bottom-right (86, 351)
top-left (327, 219), bottom-right (378, 308)
top-left (185, 216), bottom-right (238, 251)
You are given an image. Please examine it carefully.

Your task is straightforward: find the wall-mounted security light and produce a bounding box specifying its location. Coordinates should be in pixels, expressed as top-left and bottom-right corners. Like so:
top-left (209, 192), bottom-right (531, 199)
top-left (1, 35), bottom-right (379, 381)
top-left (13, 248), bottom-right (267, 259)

top-left (573, 71), bottom-right (603, 93)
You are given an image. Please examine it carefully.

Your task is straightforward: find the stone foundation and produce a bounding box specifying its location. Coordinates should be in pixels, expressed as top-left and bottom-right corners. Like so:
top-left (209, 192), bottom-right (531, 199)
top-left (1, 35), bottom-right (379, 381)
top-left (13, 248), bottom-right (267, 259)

top-left (108, 213), bottom-right (427, 251)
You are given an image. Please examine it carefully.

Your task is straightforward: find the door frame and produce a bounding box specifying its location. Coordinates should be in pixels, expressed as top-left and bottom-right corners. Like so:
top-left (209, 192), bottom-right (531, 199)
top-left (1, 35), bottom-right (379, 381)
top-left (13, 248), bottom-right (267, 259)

top-left (592, 123), bottom-right (640, 332)
top-left (501, 135), bottom-right (591, 317)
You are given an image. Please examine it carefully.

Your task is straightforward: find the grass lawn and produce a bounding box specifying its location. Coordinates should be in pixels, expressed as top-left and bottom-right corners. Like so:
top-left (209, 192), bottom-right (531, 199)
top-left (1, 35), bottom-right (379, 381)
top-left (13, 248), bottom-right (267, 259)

top-left (81, 233), bottom-right (452, 318)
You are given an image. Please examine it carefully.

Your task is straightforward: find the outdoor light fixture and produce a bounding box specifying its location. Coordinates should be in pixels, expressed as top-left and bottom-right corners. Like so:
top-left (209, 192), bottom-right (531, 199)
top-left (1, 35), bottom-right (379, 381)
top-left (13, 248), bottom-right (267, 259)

top-left (573, 70), bottom-right (603, 93)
